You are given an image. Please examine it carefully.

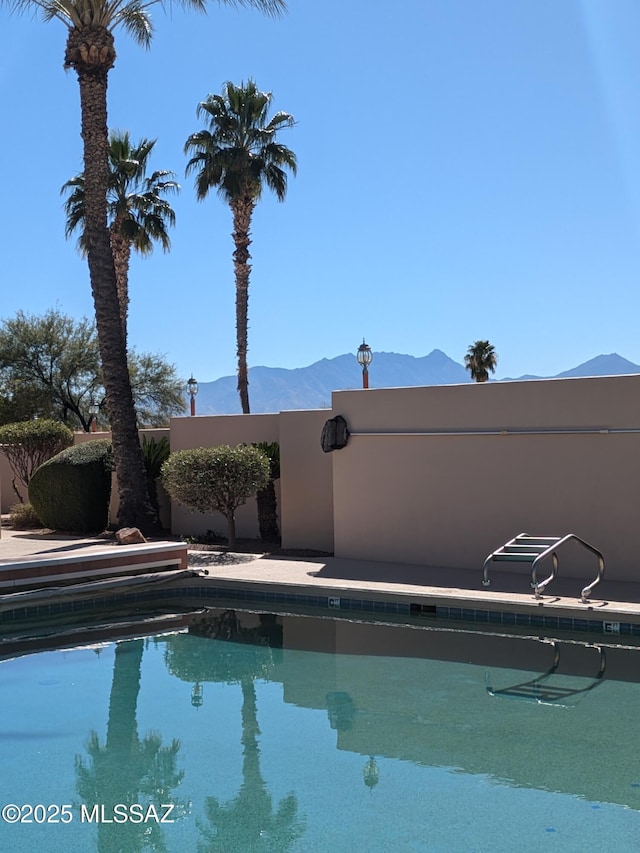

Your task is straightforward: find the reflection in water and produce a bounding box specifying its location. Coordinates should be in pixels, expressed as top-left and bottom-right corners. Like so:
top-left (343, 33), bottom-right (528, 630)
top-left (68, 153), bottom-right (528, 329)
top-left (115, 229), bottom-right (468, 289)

top-left (363, 756), bottom-right (380, 790)
top-left (165, 611), bottom-right (305, 852)
top-left (486, 640), bottom-right (607, 705)
top-left (164, 608), bottom-right (640, 813)
top-left (75, 639), bottom-right (188, 852)
top-left (4, 606), bottom-right (640, 850)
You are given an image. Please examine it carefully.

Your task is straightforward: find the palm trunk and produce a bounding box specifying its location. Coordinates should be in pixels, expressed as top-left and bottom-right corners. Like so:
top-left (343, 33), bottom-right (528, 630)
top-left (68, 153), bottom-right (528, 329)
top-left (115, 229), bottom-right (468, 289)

top-left (110, 219), bottom-right (131, 345)
top-left (65, 28), bottom-right (156, 530)
top-left (230, 196), bottom-right (255, 414)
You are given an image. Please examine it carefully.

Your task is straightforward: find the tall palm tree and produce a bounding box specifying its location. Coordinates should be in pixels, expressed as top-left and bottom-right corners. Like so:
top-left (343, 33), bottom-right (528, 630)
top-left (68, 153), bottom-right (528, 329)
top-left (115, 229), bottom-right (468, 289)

top-left (7, 0), bottom-right (285, 530)
top-left (464, 339), bottom-right (498, 383)
top-left (184, 80), bottom-right (297, 413)
top-left (62, 131), bottom-right (179, 344)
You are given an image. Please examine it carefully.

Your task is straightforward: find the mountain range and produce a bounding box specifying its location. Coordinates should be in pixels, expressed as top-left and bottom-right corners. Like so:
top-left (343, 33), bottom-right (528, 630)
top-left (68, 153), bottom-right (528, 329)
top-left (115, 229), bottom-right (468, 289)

top-left (192, 351), bottom-right (640, 415)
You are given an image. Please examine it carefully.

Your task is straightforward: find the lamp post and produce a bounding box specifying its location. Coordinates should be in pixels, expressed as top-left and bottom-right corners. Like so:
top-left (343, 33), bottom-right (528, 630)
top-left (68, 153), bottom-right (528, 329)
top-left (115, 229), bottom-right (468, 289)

top-left (187, 375), bottom-right (198, 416)
top-left (356, 339), bottom-right (373, 389)
top-left (88, 398), bottom-right (100, 433)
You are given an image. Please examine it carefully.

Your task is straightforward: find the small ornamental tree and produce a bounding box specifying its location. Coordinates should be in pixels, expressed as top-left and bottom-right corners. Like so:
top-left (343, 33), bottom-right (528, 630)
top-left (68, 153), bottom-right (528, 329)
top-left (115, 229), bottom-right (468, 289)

top-left (161, 445), bottom-right (270, 548)
top-left (0, 419), bottom-right (74, 502)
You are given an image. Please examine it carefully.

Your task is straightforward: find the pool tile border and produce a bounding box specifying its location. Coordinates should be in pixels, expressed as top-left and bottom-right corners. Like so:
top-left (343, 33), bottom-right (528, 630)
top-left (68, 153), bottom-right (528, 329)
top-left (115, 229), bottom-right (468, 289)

top-left (1, 582), bottom-right (640, 637)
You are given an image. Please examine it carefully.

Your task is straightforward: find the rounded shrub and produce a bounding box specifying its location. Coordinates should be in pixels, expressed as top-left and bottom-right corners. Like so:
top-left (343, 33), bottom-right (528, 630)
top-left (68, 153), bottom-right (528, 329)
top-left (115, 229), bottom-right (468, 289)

top-left (29, 440), bottom-right (113, 533)
top-left (161, 444), bottom-right (270, 548)
top-left (0, 419), bottom-right (74, 502)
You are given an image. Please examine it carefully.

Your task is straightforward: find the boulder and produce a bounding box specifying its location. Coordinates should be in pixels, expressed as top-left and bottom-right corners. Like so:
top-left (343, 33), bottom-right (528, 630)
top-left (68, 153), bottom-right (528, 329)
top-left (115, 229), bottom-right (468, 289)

top-left (115, 527), bottom-right (147, 545)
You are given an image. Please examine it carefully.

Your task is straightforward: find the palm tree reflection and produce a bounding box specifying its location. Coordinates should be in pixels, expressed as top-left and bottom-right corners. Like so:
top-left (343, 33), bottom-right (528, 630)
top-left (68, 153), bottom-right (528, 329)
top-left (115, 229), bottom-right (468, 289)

top-left (75, 639), bottom-right (188, 852)
top-left (165, 610), bottom-right (305, 851)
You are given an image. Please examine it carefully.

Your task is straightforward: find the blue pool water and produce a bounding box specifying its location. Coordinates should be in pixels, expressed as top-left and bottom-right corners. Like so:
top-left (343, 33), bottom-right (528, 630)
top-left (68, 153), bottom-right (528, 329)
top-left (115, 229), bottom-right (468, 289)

top-left (1, 609), bottom-right (639, 852)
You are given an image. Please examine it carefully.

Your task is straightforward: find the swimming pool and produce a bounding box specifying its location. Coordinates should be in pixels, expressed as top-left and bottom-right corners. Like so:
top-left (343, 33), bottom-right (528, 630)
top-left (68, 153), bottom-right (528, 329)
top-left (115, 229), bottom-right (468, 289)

top-left (1, 609), bottom-right (639, 852)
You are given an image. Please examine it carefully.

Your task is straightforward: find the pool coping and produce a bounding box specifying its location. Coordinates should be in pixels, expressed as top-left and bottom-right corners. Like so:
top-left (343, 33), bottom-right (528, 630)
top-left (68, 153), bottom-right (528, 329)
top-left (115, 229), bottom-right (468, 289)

top-left (1, 528), bottom-right (640, 637)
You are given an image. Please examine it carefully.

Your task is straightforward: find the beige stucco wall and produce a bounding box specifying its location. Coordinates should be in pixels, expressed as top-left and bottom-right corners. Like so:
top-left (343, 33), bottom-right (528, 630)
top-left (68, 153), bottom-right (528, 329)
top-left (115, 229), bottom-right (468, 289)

top-left (0, 451), bottom-right (25, 512)
top-left (279, 409), bottom-right (334, 552)
top-left (331, 375), bottom-right (640, 582)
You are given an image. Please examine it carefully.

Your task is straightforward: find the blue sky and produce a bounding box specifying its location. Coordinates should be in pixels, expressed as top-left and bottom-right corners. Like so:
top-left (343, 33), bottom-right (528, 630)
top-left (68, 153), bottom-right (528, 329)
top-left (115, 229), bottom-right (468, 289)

top-left (1, 0), bottom-right (639, 383)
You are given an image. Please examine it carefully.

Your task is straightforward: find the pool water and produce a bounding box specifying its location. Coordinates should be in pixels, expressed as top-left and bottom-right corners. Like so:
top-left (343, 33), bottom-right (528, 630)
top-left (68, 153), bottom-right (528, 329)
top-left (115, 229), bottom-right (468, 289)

top-left (1, 609), bottom-right (639, 852)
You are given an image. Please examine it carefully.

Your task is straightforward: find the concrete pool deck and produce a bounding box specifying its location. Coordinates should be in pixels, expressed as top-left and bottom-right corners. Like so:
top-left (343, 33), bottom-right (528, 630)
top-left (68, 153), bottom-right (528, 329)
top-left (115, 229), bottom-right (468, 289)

top-left (1, 526), bottom-right (640, 628)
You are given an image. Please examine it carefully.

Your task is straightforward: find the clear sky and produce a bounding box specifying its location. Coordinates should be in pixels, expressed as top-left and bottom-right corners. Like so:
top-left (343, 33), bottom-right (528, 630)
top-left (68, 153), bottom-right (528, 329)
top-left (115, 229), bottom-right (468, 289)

top-left (1, 0), bottom-right (639, 384)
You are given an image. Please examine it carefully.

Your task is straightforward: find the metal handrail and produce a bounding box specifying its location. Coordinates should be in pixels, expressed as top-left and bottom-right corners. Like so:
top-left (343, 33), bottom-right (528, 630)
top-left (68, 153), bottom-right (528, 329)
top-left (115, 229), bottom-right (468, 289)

top-left (531, 534), bottom-right (605, 602)
top-left (482, 532), bottom-right (605, 602)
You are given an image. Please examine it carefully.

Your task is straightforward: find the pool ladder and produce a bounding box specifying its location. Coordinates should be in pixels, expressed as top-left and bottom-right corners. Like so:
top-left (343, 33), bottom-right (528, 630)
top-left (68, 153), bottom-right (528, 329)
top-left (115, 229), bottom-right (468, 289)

top-left (482, 533), bottom-right (605, 602)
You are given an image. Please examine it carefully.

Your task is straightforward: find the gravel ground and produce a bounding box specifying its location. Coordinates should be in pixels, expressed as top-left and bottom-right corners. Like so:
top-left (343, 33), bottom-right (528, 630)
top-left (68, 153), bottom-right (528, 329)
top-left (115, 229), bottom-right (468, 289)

top-left (187, 551), bottom-right (262, 567)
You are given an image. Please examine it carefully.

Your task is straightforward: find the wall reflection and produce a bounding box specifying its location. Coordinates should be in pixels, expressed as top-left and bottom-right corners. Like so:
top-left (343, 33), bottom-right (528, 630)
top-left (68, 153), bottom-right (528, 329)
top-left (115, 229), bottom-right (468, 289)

top-left (163, 609), bottom-right (640, 811)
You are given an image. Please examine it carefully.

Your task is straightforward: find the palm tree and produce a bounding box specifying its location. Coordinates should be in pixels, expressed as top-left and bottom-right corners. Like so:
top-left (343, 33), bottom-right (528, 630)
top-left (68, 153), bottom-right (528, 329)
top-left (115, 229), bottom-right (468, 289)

top-left (6, 0), bottom-right (285, 530)
top-left (62, 131), bottom-right (179, 344)
top-left (184, 80), bottom-right (297, 413)
top-left (464, 340), bottom-right (498, 383)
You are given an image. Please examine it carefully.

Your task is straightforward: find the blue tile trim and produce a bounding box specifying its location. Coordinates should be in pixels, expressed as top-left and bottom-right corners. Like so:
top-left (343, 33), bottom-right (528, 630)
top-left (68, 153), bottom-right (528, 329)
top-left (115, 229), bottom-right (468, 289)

top-left (0, 583), bottom-right (635, 638)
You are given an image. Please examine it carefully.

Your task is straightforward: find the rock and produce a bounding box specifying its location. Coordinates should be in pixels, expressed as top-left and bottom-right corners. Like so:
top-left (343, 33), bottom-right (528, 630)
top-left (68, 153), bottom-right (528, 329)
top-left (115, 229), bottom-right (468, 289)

top-left (115, 527), bottom-right (147, 545)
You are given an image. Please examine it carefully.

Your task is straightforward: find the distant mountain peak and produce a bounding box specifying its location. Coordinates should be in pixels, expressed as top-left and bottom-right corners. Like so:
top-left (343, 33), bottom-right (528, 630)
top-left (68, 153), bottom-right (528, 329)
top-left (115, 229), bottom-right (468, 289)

top-left (194, 351), bottom-right (640, 414)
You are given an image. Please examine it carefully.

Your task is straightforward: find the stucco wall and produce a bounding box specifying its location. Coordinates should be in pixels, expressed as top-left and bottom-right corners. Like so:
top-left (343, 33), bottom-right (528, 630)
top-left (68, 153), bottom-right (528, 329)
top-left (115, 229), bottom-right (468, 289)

top-left (279, 409), bottom-right (334, 552)
top-left (0, 452), bottom-right (25, 512)
top-left (330, 375), bottom-right (640, 582)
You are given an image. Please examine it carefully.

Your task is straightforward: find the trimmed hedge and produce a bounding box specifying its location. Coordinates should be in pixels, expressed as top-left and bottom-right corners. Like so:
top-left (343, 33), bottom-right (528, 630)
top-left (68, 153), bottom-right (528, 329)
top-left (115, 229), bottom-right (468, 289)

top-left (29, 440), bottom-right (114, 533)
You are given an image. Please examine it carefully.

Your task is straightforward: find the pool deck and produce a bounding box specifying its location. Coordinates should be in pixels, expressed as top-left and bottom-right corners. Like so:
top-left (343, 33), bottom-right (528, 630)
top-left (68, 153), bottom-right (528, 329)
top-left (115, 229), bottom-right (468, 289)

top-left (1, 526), bottom-right (640, 629)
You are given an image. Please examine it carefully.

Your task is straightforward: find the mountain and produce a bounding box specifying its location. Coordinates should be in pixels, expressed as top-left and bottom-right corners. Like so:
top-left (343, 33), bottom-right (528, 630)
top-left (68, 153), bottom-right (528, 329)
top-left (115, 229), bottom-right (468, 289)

top-left (502, 353), bottom-right (640, 381)
top-left (192, 351), bottom-right (640, 415)
top-left (194, 349), bottom-right (468, 414)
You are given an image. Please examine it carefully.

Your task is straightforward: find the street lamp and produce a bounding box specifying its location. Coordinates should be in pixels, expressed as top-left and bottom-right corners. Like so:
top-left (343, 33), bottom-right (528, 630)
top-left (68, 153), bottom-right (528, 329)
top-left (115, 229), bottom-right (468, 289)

top-left (356, 339), bottom-right (373, 389)
top-left (88, 398), bottom-right (100, 433)
top-left (187, 375), bottom-right (198, 416)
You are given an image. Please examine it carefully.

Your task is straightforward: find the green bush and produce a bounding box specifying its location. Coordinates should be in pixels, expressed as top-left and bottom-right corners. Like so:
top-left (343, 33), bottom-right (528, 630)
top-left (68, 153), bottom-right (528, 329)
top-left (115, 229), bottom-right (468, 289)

top-left (161, 445), bottom-right (270, 548)
top-left (0, 419), bottom-right (74, 502)
top-left (9, 502), bottom-right (42, 530)
top-left (141, 435), bottom-right (171, 517)
top-left (29, 440), bottom-right (114, 533)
